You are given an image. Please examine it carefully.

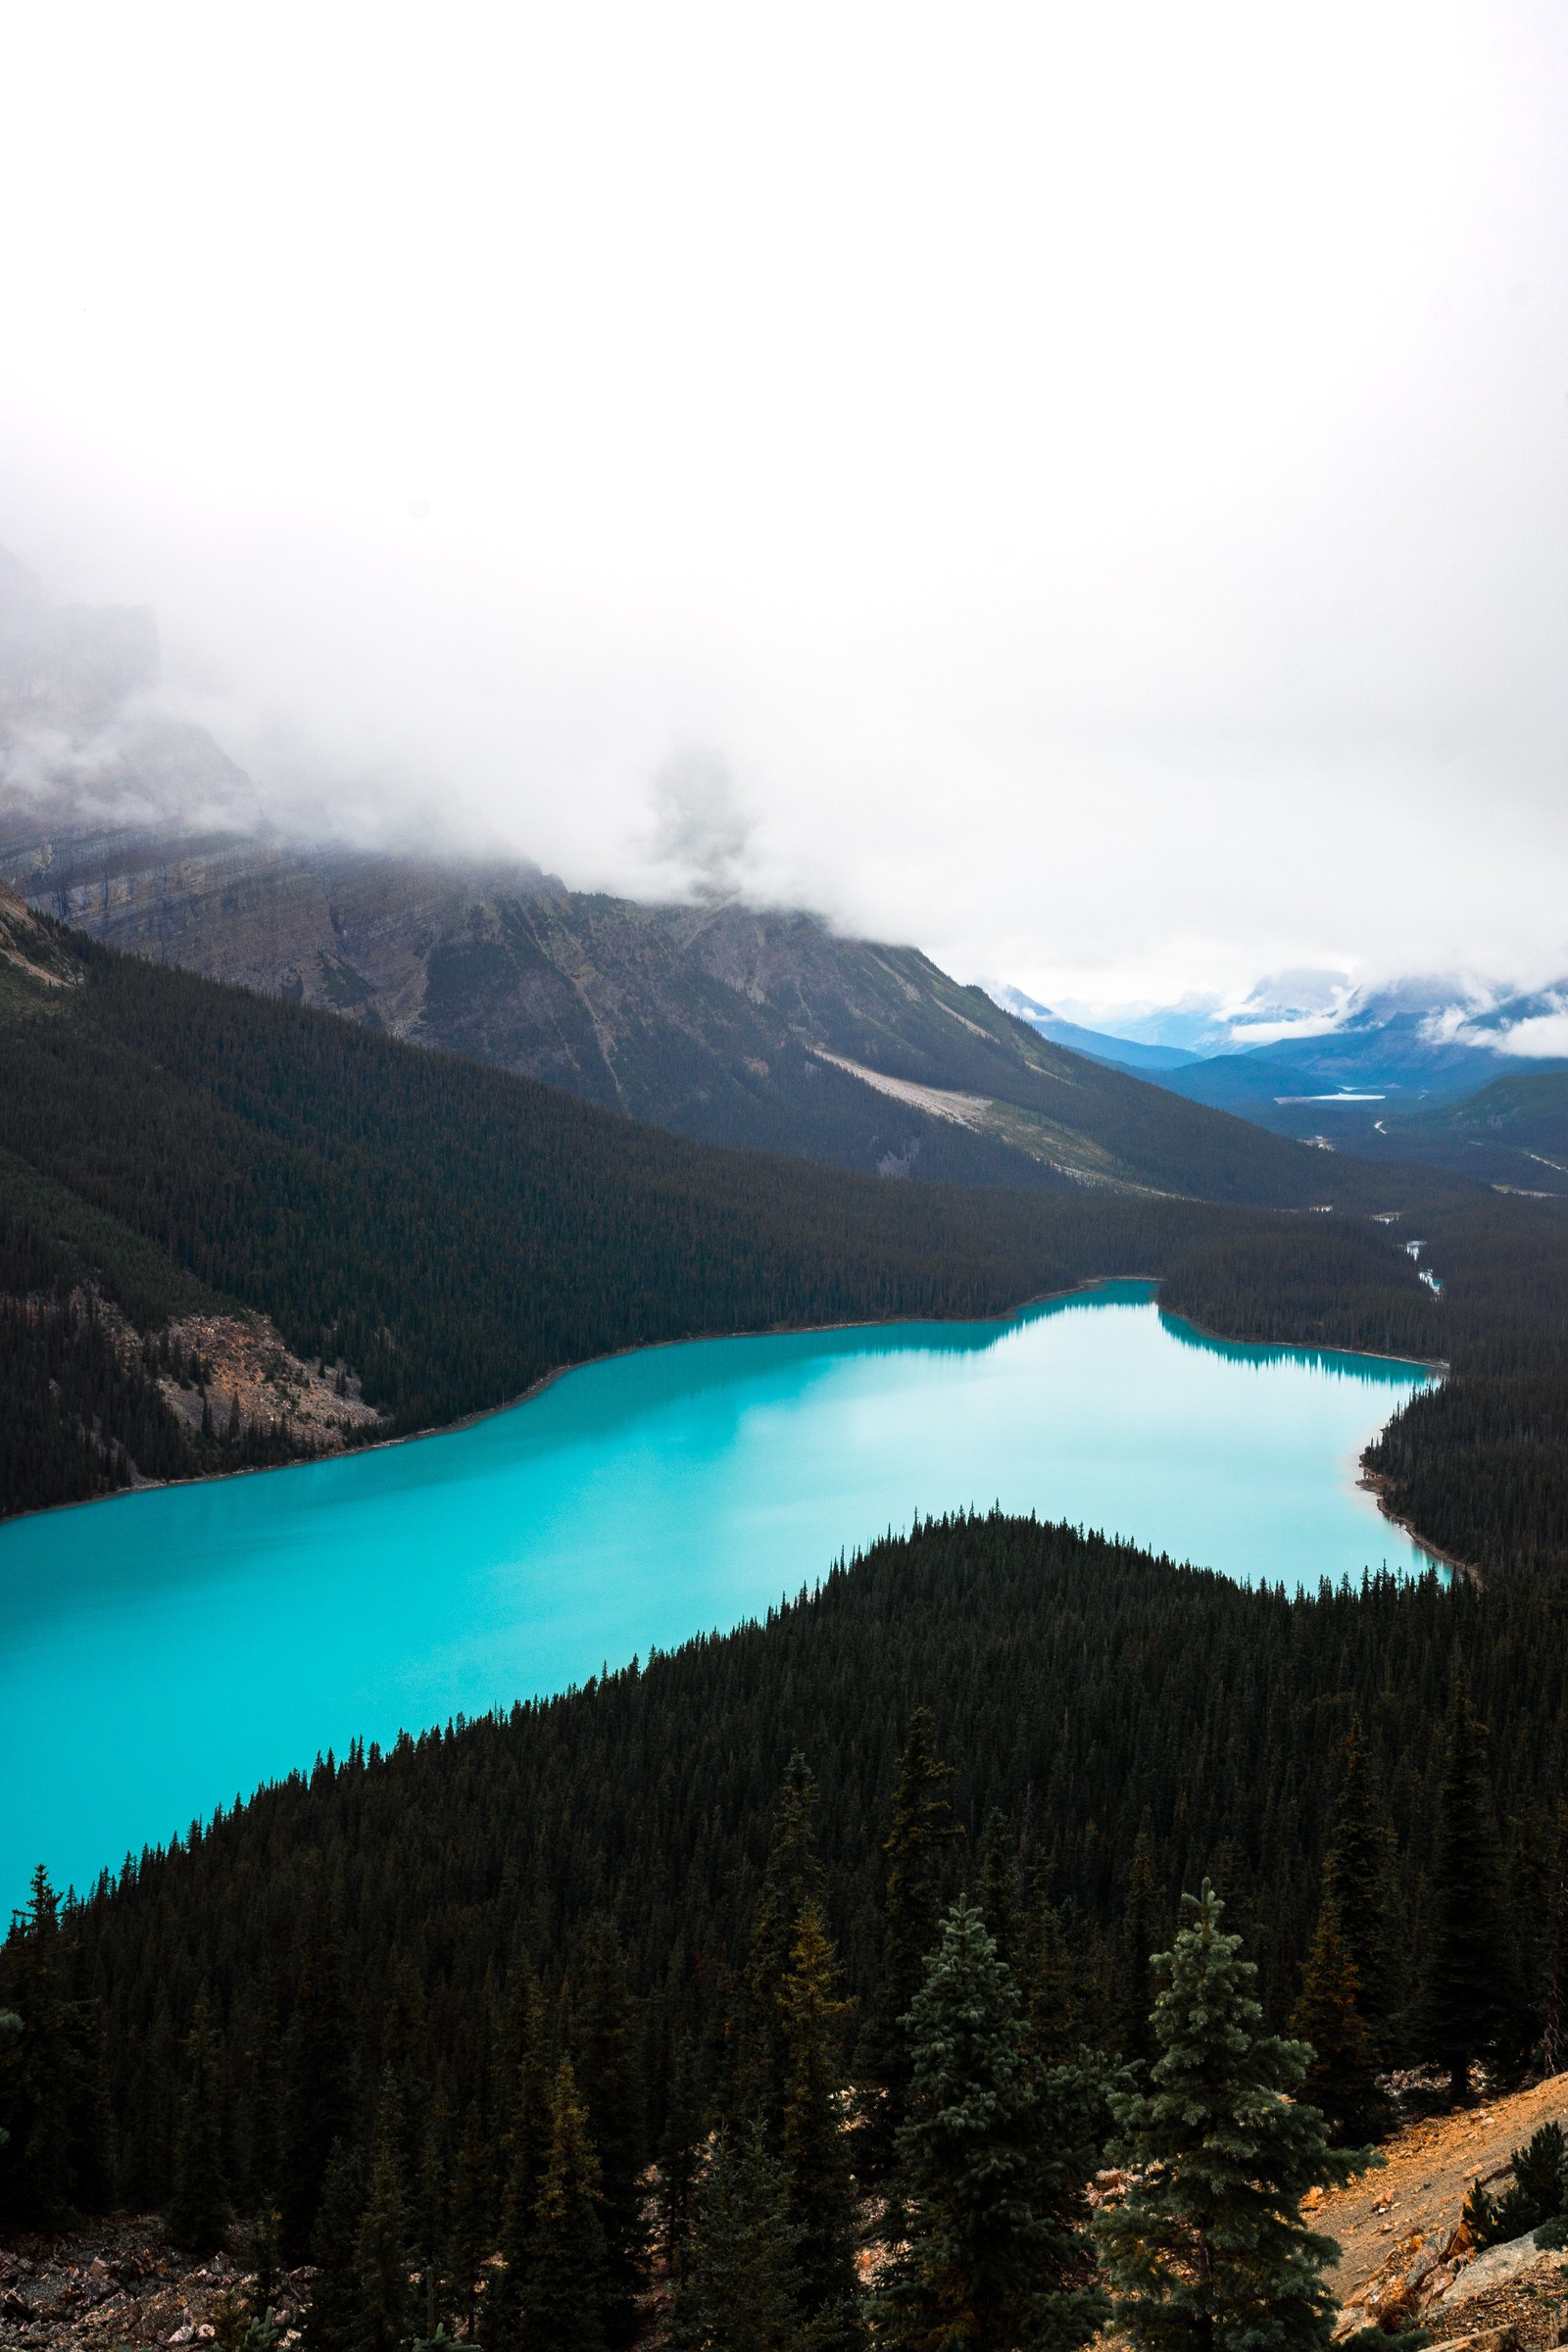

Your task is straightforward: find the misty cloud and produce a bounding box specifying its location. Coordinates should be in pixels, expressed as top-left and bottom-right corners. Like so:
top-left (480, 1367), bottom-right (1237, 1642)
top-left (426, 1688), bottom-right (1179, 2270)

top-left (1, 3), bottom-right (1565, 1010)
top-left (650, 749), bottom-right (754, 901)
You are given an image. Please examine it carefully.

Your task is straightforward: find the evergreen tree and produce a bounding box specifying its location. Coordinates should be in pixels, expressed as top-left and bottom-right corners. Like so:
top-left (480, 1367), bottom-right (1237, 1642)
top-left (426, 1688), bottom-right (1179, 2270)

top-left (415, 2088), bottom-right (455, 2326)
top-left (526, 2059), bottom-right (609, 2352)
top-left (307, 2141), bottom-right (368, 2352)
top-left (356, 2073), bottom-right (414, 2352)
top-left (447, 2103), bottom-right (493, 2339)
top-left (1321, 1724), bottom-right (1401, 2057)
top-left (238, 1974), bottom-right (285, 2213)
top-left (573, 1918), bottom-right (645, 2344)
top-left (1097, 1882), bottom-right (1364, 2352)
top-left (876, 1897), bottom-right (1106, 2352)
top-left (666, 2124), bottom-right (801, 2352)
top-left (1120, 1824), bottom-right (1163, 2071)
top-left (485, 1963), bottom-right (551, 2352)
top-left (1474, 2123), bottom-right (1568, 2245)
top-left (280, 1920), bottom-right (356, 2257)
top-left (864, 1710), bottom-right (956, 2174)
top-left (1417, 1679), bottom-right (1511, 2101)
top-left (778, 1905), bottom-right (862, 2350)
top-left (0, 1868), bottom-right (97, 2226)
top-left (0, 2012), bottom-right (17, 2152)
top-left (1291, 1897), bottom-right (1386, 2150)
top-left (658, 2033), bottom-right (703, 2278)
top-left (976, 1809), bottom-right (1020, 1966)
top-left (1017, 1884), bottom-right (1085, 2071)
top-left (169, 1988), bottom-right (232, 2252)
top-left (743, 1753), bottom-right (827, 2139)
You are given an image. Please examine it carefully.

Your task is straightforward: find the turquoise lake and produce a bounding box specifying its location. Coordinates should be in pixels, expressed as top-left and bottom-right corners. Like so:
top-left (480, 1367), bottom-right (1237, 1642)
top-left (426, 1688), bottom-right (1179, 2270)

top-left (0, 1279), bottom-right (1439, 1914)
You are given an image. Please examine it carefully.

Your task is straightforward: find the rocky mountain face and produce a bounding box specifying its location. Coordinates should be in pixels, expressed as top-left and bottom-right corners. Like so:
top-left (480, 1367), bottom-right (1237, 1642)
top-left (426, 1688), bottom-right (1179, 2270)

top-left (0, 547), bottom-right (1359, 1207)
top-left (0, 813), bottom-right (1364, 1205)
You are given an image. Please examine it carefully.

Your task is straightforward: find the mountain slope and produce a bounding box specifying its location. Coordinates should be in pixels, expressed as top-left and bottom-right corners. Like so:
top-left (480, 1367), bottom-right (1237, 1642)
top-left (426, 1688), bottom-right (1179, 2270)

top-left (1359, 1071), bottom-right (1568, 1195)
top-left (9, 885), bottom-right (1388, 1518)
top-left (0, 815), bottom-right (1378, 1207)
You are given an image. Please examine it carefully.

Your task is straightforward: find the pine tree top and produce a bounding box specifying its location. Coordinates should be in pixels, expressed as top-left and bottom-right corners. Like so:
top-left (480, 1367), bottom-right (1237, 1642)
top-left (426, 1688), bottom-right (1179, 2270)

top-left (1098, 1882), bottom-right (1375, 2352)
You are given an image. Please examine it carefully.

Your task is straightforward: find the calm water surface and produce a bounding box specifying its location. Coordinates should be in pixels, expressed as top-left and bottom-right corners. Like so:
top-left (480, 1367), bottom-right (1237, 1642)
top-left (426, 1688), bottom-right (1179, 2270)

top-left (0, 1280), bottom-right (1439, 1910)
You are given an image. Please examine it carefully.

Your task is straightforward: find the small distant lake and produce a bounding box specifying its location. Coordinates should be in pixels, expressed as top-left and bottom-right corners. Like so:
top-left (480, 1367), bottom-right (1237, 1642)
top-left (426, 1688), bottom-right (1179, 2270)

top-left (0, 1280), bottom-right (1440, 1912)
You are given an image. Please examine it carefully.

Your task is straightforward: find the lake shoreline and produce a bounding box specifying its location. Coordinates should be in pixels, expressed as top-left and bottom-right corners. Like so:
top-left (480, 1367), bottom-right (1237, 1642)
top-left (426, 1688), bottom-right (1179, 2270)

top-left (1, 1271), bottom-right (1450, 1533)
top-left (0, 1272), bottom-right (1158, 1527)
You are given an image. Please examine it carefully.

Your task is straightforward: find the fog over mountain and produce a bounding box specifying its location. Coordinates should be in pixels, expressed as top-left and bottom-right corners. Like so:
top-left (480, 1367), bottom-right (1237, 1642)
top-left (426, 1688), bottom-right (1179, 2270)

top-left (2, 3), bottom-right (1566, 1016)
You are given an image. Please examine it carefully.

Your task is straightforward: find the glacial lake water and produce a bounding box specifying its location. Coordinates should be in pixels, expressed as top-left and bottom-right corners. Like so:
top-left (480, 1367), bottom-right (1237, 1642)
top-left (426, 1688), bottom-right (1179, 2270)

top-left (0, 1279), bottom-right (1440, 1914)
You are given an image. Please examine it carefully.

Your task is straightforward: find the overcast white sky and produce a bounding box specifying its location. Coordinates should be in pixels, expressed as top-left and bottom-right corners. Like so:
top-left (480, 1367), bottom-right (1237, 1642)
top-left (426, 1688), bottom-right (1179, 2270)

top-left (2, 0), bottom-right (1565, 1016)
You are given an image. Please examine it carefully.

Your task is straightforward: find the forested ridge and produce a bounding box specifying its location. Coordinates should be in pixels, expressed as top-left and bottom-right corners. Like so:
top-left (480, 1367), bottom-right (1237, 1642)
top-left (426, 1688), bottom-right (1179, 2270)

top-left (4, 1515), bottom-right (1564, 2343)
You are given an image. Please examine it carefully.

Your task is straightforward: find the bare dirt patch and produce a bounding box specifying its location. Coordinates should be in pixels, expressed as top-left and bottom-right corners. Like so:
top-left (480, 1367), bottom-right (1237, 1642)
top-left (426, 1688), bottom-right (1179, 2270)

top-left (158, 1312), bottom-right (384, 1453)
top-left (1318, 2073), bottom-right (1568, 2346)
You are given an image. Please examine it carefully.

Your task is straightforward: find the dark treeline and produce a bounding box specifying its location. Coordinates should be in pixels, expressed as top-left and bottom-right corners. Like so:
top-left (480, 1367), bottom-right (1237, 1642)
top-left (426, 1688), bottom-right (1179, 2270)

top-left (7, 1514), bottom-right (1564, 2325)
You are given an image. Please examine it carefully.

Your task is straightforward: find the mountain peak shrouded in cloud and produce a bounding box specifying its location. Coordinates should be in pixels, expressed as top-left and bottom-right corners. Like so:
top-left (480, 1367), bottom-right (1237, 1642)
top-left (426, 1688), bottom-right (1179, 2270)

top-left (650, 749), bottom-right (755, 903)
top-left (0, 5), bottom-right (1565, 1004)
top-left (0, 546), bottom-right (160, 735)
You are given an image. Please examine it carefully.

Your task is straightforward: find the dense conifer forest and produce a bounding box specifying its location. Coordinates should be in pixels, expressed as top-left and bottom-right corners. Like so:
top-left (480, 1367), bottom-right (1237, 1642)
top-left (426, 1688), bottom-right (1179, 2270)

top-left (4, 1514), bottom-right (1565, 2342)
top-left (6, 903), bottom-right (1568, 2349)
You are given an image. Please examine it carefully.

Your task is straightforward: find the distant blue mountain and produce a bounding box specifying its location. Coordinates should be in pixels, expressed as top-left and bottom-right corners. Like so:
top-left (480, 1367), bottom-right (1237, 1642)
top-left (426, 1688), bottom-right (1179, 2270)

top-left (992, 975), bottom-right (1568, 1152)
top-left (986, 987), bottom-right (1199, 1072)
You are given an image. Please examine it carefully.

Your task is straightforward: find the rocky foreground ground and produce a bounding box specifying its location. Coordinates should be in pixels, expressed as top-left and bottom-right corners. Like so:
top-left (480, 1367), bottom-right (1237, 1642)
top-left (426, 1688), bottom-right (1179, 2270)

top-left (1321, 2072), bottom-right (1568, 2351)
top-left (3, 2075), bottom-right (1566, 2352)
top-left (0, 2219), bottom-right (308, 2352)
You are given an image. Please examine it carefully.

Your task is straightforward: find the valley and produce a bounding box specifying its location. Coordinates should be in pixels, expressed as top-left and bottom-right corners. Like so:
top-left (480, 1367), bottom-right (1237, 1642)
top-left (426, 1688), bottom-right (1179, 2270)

top-left (3, 582), bottom-right (1566, 2352)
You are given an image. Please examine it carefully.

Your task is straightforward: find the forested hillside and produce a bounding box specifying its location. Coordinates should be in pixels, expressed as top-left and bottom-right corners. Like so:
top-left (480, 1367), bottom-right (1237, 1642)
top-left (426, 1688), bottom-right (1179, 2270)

top-left (7, 1512), bottom-right (1563, 2332)
top-left (0, 886), bottom-right (1438, 1523)
top-left (6, 881), bottom-right (1567, 1595)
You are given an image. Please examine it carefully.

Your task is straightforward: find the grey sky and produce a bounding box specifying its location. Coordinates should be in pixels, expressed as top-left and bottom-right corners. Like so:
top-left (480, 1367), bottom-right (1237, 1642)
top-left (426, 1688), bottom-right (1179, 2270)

top-left (2, 1), bottom-right (1565, 1017)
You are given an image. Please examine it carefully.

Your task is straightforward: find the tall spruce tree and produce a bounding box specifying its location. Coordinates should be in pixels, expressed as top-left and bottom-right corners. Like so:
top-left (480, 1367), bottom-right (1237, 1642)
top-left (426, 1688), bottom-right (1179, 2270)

top-left (527, 2059), bottom-right (610, 2352)
top-left (1120, 1824), bottom-right (1163, 2071)
top-left (743, 1753), bottom-right (827, 2139)
top-left (666, 2125), bottom-right (801, 2352)
top-left (658, 2032), bottom-right (703, 2278)
top-left (356, 2073), bottom-right (414, 2352)
top-left (1097, 1883), bottom-right (1363, 2352)
top-left (306, 2142), bottom-right (368, 2352)
top-left (486, 1964), bottom-right (551, 2352)
top-left (876, 1898), bottom-right (1107, 2352)
top-left (573, 1919), bottom-right (645, 2344)
top-left (1290, 1896), bottom-right (1386, 2149)
top-left (447, 2103), bottom-right (493, 2340)
top-left (0, 2013), bottom-right (16, 2156)
top-left (1017, 1884), bottom-right (1085, 2071)
top-left (168, 1988), bottom-right (232, 2252)
top-left (976, 1810), bottom-right (1020, 1967)
top-left (279, 1920), bottom-right (356, 2257)
top-left (1321, 1723), bottom-right (1400, 2058)
top-left (1417, 1678), bottom-right (1511, 2101)
top-left (0, 1868), bottom-right (100, 2227)
top-left (864, 1710), bottom-right (957, 2175)
top-left (779, 1905), bottom-right (862, 2351)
